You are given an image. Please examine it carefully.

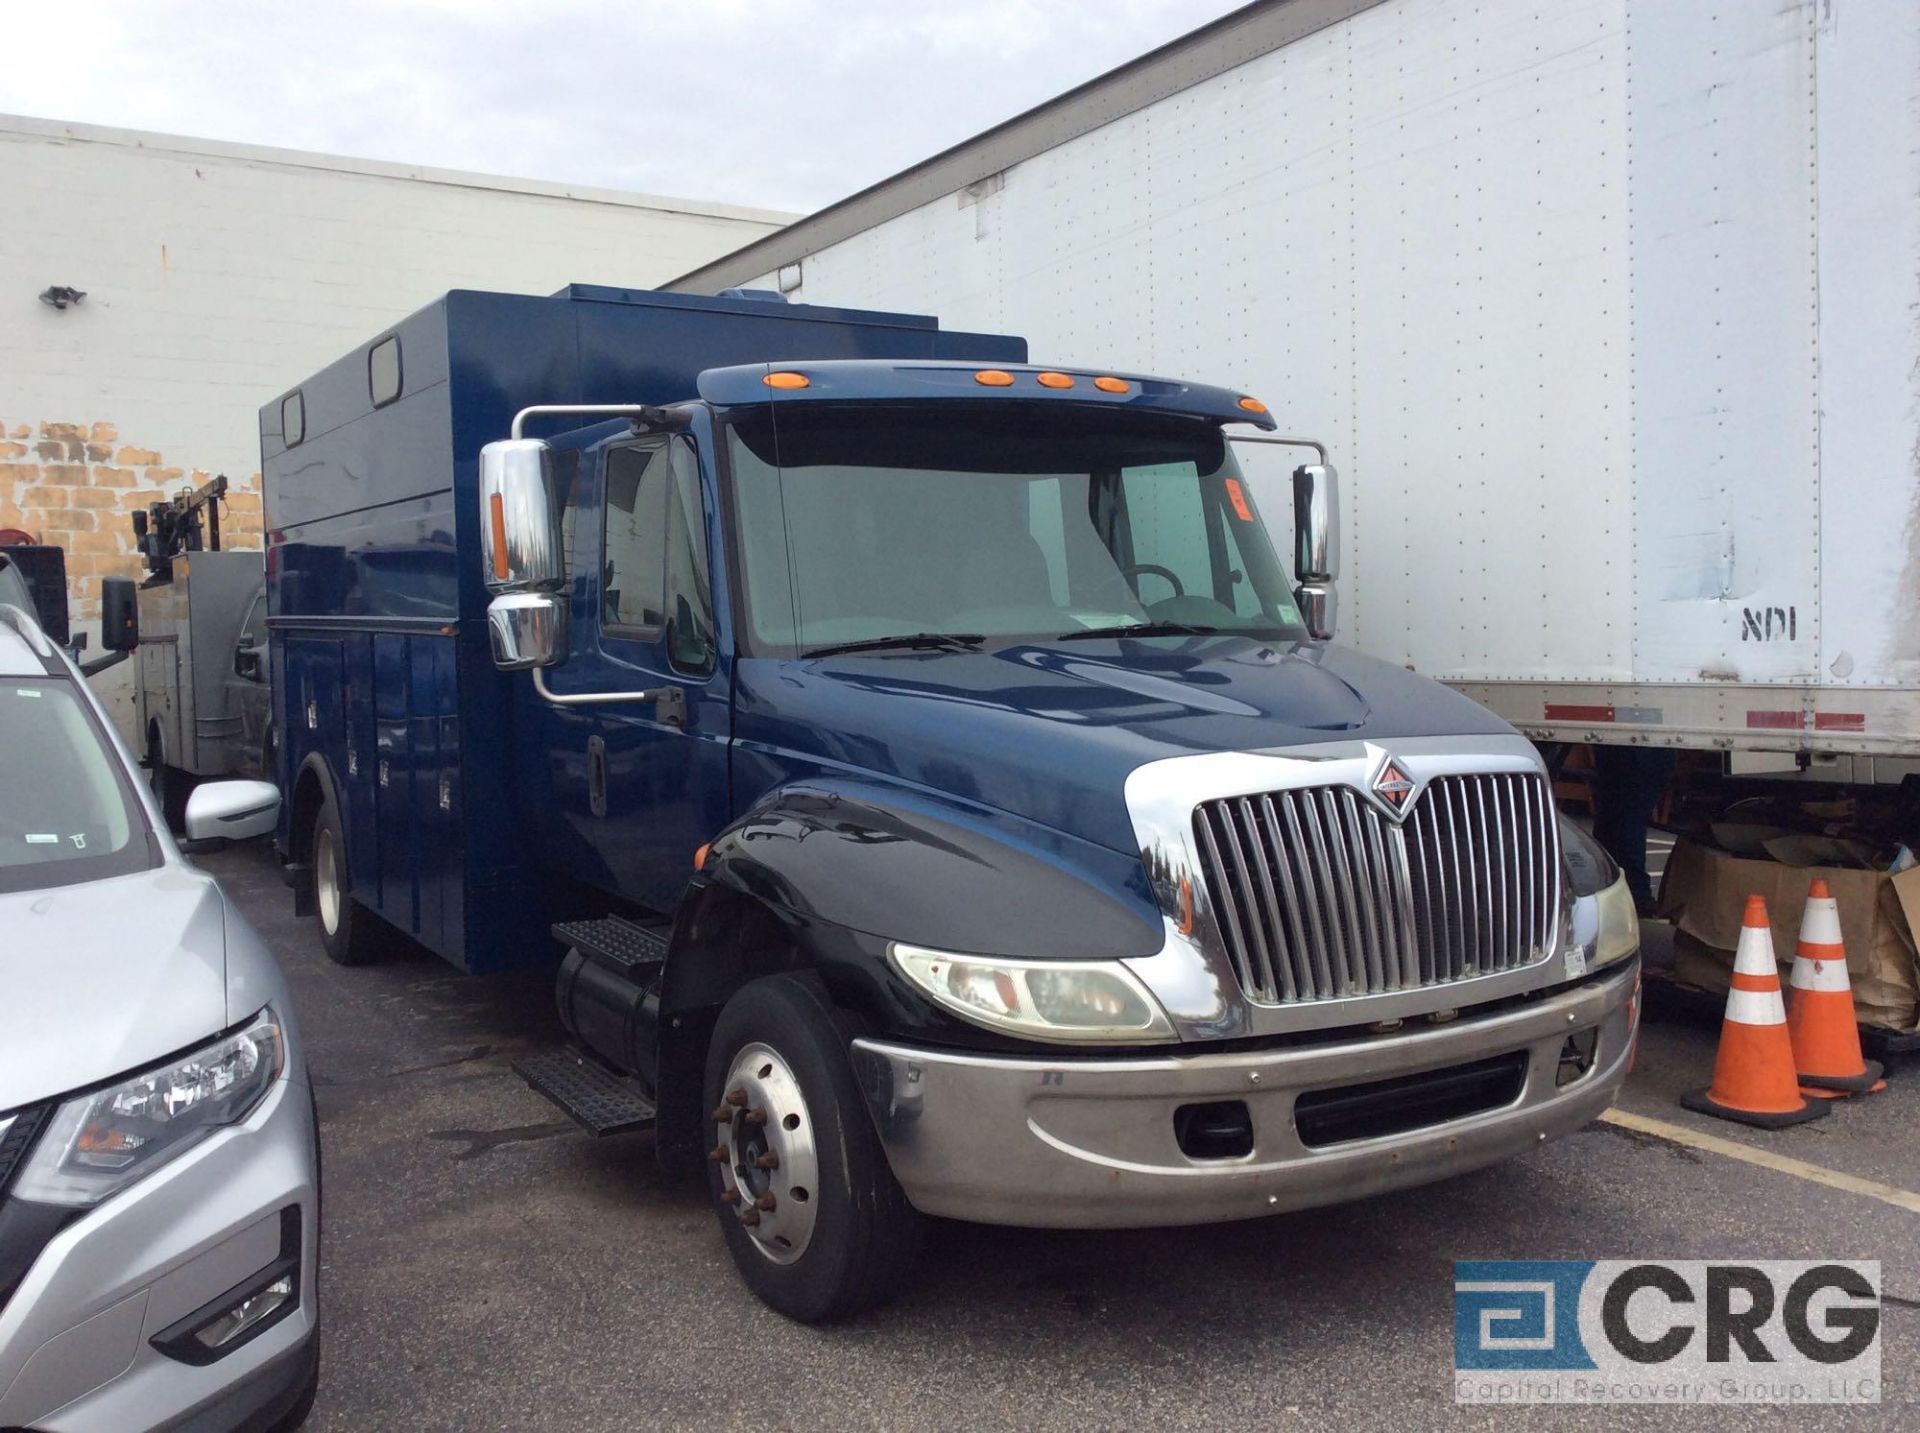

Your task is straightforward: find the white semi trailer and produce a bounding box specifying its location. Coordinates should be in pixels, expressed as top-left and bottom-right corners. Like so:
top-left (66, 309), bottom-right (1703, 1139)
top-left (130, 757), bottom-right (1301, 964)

top-left (667, 0), bottom-right (1920, 782)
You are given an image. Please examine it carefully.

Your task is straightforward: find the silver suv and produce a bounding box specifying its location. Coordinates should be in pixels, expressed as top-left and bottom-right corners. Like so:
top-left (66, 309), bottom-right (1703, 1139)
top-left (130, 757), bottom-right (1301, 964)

top-left (0, 601), bottom-right (319, 1432)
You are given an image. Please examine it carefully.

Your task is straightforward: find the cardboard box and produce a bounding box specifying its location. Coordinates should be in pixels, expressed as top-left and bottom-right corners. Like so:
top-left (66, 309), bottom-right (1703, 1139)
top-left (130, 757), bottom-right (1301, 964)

top-left (1658, 837), bottom-right (1920, 1033)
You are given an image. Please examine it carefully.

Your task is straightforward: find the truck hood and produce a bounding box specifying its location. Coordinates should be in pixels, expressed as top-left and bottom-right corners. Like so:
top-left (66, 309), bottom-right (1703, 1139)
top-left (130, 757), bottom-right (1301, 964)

top-left (0, 866), bottom-right (230, 1111)
top-left (737, 637), bottom-right (1514, 854)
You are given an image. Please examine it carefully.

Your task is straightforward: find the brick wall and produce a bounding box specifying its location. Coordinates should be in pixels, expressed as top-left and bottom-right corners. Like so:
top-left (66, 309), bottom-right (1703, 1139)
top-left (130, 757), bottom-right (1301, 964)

top-left (0, 420), bottom-right (264, 621)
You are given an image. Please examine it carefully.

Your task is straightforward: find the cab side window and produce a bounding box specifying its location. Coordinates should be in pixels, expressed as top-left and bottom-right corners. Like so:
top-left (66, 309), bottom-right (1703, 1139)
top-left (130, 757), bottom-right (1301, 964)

top-left (665, 439), bottom-right (715, 673)
top-left (602, 443), bottom-right (670, 632)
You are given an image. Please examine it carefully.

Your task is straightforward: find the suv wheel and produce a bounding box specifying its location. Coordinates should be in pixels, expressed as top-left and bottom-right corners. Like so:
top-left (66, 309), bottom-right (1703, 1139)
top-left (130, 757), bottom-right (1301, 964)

top-left (704, 975), bottom-right (920, 1322)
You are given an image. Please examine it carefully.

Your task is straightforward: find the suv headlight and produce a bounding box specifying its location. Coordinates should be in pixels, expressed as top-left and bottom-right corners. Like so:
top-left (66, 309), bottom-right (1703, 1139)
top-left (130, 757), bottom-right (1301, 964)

top-left (14, 1008), bottom-right (285, 1207)
top-left (889, 943), bottom-right (1176, 1043)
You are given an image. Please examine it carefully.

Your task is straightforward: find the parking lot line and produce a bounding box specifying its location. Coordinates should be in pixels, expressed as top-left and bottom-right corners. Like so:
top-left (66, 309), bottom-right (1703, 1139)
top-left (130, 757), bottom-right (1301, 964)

top-left (1601, 1108), bottom-right (1920, 1215)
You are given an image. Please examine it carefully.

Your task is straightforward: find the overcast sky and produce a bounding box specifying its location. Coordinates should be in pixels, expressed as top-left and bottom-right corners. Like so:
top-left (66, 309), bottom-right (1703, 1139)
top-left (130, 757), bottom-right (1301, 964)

top-left (1, 1), bottom-right (1247, 216)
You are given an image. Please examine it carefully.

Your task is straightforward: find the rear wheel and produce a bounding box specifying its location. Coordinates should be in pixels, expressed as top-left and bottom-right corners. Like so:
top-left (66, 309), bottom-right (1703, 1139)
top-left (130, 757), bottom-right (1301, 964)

top-left (704, 976), bottom-right (920, 1322)
top-left (311, 795), bottom-right (380, 966)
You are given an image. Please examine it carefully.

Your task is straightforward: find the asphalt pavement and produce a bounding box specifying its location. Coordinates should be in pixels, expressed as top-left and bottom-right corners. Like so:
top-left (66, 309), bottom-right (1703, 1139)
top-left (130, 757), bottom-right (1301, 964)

top-left (194, 843), bottom-right (1920, 1431)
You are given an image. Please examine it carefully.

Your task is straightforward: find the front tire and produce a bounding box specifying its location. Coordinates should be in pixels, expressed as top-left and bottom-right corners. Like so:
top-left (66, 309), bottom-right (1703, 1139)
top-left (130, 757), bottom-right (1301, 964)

top-left (704, 976), bottom-right (921, 1322)
top-left (311, 794), bottom-right (381, 966)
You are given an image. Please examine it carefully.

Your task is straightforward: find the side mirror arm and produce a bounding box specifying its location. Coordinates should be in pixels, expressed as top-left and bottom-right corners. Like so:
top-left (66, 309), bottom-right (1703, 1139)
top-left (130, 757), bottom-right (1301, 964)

top-left (80, 650), bottom-right (130, 679)
top-left (530, 668), bottom-right (687, 728)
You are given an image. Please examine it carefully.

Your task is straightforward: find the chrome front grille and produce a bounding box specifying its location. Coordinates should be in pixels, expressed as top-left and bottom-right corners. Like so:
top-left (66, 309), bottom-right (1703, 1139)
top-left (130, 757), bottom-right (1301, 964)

top-left (1193, 772), bottom-right (1560, 1005)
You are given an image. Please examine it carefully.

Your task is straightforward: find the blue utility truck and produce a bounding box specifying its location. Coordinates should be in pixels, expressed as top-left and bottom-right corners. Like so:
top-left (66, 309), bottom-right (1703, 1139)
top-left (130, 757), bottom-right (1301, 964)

top-left (262, 284), bottom-right (1640, 1321)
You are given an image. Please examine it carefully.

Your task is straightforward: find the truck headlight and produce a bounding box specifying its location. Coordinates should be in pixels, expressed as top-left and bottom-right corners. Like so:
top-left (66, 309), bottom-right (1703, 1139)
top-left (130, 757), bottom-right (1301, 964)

top-left (1590, 871), bottom-right (1639, 970)
top-left (14, 1008), bottom-right (286, 1207)
top-left (889, 943), bottom-right (1177, 1044)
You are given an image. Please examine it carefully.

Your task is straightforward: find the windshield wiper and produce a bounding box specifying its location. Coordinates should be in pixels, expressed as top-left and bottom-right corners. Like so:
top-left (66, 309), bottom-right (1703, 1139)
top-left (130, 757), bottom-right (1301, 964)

top-left (1056, 621), bottom-right (1223, 641)
top-left (800, 632), bottom-right (986, 658)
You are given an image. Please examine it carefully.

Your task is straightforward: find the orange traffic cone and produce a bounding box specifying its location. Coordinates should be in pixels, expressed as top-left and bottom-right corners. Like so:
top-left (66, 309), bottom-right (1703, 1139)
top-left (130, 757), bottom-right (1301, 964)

top-left (1682, 895), bottom-right (1829, 1129)
top-left (1786, 878), bottom-right (1886, 1097)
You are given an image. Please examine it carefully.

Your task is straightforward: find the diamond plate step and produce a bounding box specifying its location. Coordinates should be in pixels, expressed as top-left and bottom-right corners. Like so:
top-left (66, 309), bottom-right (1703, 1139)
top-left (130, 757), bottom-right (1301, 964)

top-left (552, 916), bottom-right (669, 971)
top-left (513, 1047), bottom-right (657, 1137)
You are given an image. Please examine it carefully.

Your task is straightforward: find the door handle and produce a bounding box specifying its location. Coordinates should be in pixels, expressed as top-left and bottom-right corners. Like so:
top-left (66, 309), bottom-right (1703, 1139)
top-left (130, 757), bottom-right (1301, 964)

top-left (587, 735), bottom-right (608, 818)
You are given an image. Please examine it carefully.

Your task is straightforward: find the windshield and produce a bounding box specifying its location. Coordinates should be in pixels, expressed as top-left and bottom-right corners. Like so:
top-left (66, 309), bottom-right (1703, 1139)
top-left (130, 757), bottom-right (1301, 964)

top-left (0, 678), bottom-right (152, 893)
top-left (726, 405), bottom-right (1305, 652)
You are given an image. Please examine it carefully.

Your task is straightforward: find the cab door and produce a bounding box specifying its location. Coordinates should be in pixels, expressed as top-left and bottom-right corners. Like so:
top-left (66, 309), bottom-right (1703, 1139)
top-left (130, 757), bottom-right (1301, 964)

top-left (548, 431), bottom-right (727, 913)
top-left (227, 587), bottom-right (273, 777)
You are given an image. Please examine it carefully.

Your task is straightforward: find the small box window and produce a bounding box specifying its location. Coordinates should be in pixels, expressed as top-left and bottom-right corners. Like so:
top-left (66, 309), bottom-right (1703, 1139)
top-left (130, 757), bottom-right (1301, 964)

top-left (281, 391), bottom-right (304, 447)
top-left (369, 336), bottom-right (402, 407)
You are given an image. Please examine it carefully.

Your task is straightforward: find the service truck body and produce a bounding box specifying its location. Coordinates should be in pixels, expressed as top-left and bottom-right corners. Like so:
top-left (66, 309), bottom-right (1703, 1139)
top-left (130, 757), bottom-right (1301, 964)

top-left (133, 550), bottom-right (271, 791)
top-left (667, 0), bottom-right (1920, 776)
top-left (263, 283), bottom-right (1639, 1320)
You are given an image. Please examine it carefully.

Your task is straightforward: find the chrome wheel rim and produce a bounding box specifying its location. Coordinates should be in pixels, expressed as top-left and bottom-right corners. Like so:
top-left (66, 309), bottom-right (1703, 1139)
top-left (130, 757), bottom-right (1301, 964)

top-left (316, 828), bottom-right (341, 936)
top-left (713, 1042), bottom-right (820, 1264)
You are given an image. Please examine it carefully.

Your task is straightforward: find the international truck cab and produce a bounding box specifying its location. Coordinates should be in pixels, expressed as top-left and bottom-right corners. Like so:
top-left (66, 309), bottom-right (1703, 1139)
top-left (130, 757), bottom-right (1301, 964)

top-left (264, 286), bottom-right (1639, 1321)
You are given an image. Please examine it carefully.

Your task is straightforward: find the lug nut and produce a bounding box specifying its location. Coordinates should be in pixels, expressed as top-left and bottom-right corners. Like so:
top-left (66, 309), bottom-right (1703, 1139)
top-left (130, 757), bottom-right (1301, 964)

top-left (739, 1208), bottom-right (761, 1227)
top-left (711, 1105), bottom-right (734, 1123)
top-left (724, 1088), bottom-right (749, 1108)
top-left (706, 1143), bottom-right (728, 1163)
top-left (753, 1151), bottom-right (780, 1171)
top-left (719, 1188), bottom-right (740, 1206)
top-left (755, 1192), bottom-right (778, 1212)
top-left (743, 1107), bottom-right (768, 1127)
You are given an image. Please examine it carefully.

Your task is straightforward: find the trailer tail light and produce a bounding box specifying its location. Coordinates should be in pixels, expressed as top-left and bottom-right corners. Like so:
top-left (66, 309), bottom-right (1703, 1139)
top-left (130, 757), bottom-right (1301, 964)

top-left (1036, 371), bottom-right (1074, 389)
top-left (973, 369), bottom-right (1015, 387)
top-left (1092, 376), bottom-right (1129, 394)
top-left (763, 371), bottom-right (810, 389)
top-left (488, 494), bottom-right (510, 581)
top-left (1238, 396), bottom-right (1268, 414)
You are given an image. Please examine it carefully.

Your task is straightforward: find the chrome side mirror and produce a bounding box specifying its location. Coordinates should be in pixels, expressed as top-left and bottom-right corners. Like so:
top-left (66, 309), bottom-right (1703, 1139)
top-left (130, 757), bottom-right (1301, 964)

top-left (487, 591), bottom-right (570, 670)
top-left (480, 439), bottom-right (564, 592)
top-left (184, 779), bottom-right (280, 843)
top-left (479, 438), bottom-right (567, 670)
top-left (1292, 463), bottom-right (1339, 641)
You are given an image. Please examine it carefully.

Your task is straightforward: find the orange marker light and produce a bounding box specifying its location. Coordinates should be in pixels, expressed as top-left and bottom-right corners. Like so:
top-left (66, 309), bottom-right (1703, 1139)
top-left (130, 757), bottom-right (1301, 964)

top-left (974, 369), bottom-right (1015, 387)
top-left (1036, 371), bottom-right (1075, 389)
top-left (1093, 376), bottom-right (1130, 394)
top-left (693, 842), bottom-right (710, 870)
top-left (1224, 478), bottom-right (1255, 522)
top-left (763, 371), bottom-right (810, 389)
top-left (1237, 396), bottom-right (1268, 414)
top-left (489, 492), bottom-right (510, 581)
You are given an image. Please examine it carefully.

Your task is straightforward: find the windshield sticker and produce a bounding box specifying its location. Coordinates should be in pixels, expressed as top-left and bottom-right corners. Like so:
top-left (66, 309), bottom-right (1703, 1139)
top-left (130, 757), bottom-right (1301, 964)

top-left (15, 688), bottom-right (41, 698)
top-left (24, 834), bottom-right (57, 844)
top-left (1224, 478), bottom-right (1254, 522)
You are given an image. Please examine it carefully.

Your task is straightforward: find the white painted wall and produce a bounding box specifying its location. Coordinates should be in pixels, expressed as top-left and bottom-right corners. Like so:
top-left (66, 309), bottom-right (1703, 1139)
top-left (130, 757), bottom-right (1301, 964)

top-left (1, 115), bottom-right (793, 486)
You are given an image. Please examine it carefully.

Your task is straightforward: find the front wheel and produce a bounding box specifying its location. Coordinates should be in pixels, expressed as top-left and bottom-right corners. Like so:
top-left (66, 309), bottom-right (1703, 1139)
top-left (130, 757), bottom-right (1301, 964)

top-left (704, 976), bottom-right (921, 1322)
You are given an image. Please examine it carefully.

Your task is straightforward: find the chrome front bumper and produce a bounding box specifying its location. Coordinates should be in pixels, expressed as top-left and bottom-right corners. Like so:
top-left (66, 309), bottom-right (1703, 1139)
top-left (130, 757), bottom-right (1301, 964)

top-left (850, 958), bottom-right (1637, 1228)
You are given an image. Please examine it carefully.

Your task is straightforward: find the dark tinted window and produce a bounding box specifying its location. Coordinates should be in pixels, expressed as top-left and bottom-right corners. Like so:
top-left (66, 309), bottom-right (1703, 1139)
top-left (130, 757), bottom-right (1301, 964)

top-left (369, 336), bottom-right (402, 407)
top-left (602, 442), bottom-right (669, 632)
top-left (281, 391), bottom-right (304, 446)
